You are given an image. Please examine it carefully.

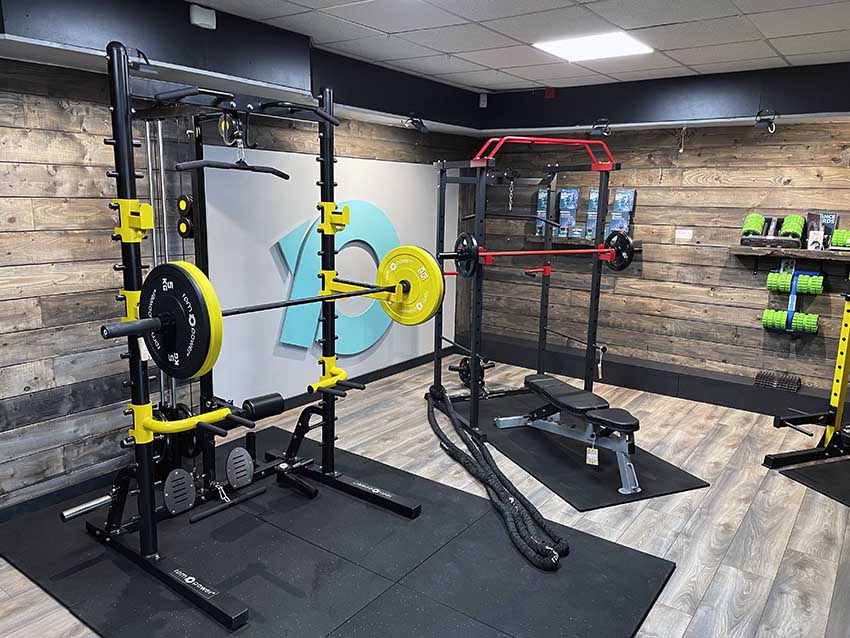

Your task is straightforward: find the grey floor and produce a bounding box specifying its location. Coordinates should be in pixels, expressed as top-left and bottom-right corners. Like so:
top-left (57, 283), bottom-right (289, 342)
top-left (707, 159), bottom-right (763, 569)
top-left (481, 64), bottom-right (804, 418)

top-left (2, 356), bottom-right (848, 638)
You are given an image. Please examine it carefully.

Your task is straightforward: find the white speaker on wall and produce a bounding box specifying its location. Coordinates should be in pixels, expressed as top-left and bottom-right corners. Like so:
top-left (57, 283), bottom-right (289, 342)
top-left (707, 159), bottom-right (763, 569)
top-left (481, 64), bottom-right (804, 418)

top-left (189, 4), bottom-right (217, 30)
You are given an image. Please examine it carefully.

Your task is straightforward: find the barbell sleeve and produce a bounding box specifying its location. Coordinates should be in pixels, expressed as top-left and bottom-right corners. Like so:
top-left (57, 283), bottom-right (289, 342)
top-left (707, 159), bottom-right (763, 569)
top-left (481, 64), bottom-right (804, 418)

top-left (60, 494), bottom-right (113, 522)
top-left (101, 317), bottom-right (163, 340)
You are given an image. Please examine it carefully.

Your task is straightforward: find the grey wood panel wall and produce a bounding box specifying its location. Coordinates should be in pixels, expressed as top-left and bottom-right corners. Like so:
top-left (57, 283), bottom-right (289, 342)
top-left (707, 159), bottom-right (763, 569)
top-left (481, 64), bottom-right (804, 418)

top-left (0, 57), bottom-right (475, 509)
top-left (460, 125), bottom-right (850, 389)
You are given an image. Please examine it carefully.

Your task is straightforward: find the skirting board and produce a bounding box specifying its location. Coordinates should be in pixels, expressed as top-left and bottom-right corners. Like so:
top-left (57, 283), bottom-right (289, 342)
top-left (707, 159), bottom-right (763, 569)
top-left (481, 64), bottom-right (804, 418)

top-left (461, 331), bottom-right (827, 418)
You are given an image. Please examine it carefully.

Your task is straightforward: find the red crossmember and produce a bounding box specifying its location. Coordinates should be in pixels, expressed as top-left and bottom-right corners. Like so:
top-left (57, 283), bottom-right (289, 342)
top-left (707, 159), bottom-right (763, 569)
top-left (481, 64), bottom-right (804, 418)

top-left (472, 135), bottom-right (616, 171)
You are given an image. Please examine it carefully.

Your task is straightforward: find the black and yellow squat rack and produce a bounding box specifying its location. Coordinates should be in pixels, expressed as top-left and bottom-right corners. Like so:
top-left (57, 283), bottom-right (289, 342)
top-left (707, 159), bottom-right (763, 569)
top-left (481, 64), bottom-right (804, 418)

top-left (60, 41), bottom-right (444, 630)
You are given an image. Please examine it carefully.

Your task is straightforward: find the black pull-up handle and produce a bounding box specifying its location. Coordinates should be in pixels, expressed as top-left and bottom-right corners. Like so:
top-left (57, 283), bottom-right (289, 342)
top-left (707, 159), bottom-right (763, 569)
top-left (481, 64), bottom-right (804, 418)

top-left (153, 86), bottom-right (234, 103)
top-left (175, 159), bottom-right (290, 180)
top-left (259, 101), bottom-right (341, 126)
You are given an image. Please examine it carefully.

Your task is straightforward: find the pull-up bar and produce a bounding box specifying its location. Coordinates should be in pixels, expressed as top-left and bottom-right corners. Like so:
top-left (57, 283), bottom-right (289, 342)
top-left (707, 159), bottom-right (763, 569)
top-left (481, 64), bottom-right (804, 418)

top-left (472, 136), bottom-right (616, 171)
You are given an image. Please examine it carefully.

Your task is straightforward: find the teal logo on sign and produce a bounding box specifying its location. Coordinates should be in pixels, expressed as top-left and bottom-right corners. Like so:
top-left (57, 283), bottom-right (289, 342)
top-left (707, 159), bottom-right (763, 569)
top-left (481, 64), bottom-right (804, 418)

top-left (277, 200), bottom-right (400, 354)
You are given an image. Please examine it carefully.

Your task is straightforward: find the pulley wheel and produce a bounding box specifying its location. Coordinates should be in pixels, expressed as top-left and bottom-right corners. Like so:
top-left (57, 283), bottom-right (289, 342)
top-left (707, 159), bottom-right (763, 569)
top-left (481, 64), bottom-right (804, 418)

top-left (604, 231), bottom-right (635, 272)
top-left (454, 232), bottom-right (479, 279)
top-left (139, 261), bottom-right (223, 379)
top-left (217, 113), bottom-right (239, 146)
top-left (377, 246), bottom-right (444, 326)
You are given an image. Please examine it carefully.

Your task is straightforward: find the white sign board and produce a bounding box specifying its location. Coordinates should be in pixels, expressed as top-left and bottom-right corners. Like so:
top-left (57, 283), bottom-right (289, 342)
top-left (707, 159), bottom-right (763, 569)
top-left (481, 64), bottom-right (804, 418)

top-left (203, 145), bottom-right (458, 402)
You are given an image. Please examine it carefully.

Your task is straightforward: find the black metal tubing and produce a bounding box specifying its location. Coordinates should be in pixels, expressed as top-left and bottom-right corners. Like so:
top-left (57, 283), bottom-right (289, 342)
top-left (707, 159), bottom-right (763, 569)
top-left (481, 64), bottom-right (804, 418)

top-left (468, 167), bottom-right (488, 429)
top-left (434, 168), bottom-right (448, 388)
top-left (107, 41), bottom-right (159, 560)
top-left (536, 180), bottom-right (555, 374)
top-left (584, 170), bottom-right (611, 392)
top-left (318, 87), bottom-right (337, 477)
top-left (85, 521), bottom-right (248, 630)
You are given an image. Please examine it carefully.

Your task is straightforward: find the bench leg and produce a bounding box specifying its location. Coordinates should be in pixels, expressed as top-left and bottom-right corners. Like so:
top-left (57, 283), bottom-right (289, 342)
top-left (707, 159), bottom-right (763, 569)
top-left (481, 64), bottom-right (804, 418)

top-left (615, 449), bottom-right (641, 495)
top-left (494, 415), bottom-right (531, 429)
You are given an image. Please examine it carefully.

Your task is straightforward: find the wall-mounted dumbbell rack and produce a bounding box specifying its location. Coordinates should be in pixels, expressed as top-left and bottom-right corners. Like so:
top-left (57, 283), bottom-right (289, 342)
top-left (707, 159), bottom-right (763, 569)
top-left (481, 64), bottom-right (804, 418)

top-left (762, 260), bottom-right (823, 334)
top-left (741, 212), bottom-right (806, 248)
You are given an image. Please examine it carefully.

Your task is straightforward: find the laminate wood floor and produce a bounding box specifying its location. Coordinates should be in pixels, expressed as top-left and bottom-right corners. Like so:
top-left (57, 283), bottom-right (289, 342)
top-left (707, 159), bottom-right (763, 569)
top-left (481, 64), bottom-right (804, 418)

top-left (2, 356), bottom-right (848, 638)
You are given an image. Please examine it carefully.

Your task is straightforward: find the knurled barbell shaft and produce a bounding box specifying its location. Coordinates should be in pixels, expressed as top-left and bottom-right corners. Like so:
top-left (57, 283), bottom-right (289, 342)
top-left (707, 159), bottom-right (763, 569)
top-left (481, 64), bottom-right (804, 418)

top-left (221, 282), bottom-right (401, 318)
top-left (480, 248), bottom-right (615, 258)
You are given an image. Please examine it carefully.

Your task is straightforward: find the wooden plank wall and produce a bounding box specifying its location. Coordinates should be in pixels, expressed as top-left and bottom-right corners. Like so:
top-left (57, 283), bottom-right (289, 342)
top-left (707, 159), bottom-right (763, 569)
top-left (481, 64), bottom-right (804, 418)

top-left (0, 57), bottom-right (474, 510)
top-left (469, 124), bottom-right (850, 390)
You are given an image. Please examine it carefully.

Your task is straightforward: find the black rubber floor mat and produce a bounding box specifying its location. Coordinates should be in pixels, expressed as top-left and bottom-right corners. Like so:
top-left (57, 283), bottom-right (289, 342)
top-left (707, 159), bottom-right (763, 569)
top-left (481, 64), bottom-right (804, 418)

top-left (401, 511), bottom-right (675, 638)
top-left (781, 459), bottom-right (850, 508)
top-left (450, 391), bottom-right (709, 512)
top-left (0, 426), bottom-right (675, 638)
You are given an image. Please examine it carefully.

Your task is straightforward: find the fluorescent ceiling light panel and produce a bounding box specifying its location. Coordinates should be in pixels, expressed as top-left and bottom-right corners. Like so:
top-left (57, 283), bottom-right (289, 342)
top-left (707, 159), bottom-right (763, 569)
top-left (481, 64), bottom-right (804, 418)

top-left (533, 32), bottom-right (653, 62)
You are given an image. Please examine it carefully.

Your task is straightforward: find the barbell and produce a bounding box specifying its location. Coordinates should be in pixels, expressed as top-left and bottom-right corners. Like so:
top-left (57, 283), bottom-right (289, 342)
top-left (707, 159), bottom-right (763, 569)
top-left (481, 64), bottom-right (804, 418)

top-left (440, 231), bottom-right (635, 278)
top-left (102, 246), bottom-right (444, 379)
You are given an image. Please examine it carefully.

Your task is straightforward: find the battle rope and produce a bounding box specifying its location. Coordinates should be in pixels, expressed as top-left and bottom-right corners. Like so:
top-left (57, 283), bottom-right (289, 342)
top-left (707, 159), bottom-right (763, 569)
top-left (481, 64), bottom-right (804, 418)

top-left (426, 385), bottom-right (569, 570)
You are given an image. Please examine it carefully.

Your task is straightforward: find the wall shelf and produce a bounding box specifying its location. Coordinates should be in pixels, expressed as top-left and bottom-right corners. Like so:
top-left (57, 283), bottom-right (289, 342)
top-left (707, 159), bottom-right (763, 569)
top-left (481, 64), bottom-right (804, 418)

top-left (730, 246), bottom-right (850, 262)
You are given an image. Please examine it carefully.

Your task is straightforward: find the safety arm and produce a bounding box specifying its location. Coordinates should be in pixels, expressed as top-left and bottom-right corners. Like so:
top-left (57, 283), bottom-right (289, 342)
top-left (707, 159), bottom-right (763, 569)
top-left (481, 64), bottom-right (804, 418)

top-left (128, 403), bottom-right (232, 444)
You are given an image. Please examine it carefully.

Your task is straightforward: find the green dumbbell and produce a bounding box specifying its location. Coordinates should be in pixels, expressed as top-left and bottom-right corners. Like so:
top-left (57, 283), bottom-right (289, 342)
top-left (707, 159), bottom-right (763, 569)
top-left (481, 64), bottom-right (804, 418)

top-left (763, 309), bottom-right (788, 330)
top-left (780, 214), bottom-right (805, 239)
top-left (833, 229), bottom-right (850, 248)
top-left (742, 212), bottom-right (766, 237)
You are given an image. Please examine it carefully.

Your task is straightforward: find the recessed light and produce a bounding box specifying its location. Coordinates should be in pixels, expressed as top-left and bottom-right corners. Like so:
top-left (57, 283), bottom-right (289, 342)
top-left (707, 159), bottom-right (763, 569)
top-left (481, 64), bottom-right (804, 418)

top-left (533, 32), bottom-right (653, 63)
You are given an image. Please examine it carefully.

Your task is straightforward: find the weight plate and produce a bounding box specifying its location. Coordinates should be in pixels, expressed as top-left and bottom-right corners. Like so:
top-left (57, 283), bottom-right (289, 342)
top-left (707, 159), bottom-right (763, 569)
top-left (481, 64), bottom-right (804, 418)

top-left (377, 246), bottom-right (445, 326)
top-left (225, 447), bottom-right (254, 490)
top-left (603, 231), bottom-right (635, 272)
top-left (454, 232), bottom-right (479, 279)
top-left (163, 468), bottom-right (196, 515)
top-left (140, 261), bottom-right (223, 379)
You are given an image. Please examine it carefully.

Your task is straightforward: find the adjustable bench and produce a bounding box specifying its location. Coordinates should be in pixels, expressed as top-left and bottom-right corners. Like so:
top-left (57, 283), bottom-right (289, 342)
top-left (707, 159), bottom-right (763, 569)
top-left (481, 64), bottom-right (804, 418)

top-left (494, 374), bottom-right (641, 495)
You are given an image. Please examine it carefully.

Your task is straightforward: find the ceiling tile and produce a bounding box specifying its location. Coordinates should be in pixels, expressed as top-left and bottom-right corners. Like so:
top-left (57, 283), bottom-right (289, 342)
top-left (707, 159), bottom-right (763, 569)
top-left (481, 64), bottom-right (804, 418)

top-left (433, 68), bottom-right (525, 88)
top-left (786, 50), bottom-right (850, 64)
top-left (188, 0), bottom-right (305, 20)
top-left (692, 57), bottom-right (789, 73)
top-left (323, 35), bottom-right (439, 60)
top-left (666, 40), bottom-right (776, 65)
top-left (771, 30), bottom-right (850, 55)
top-left (584, 0), bottom-right (738, 30)
top-left (630, 16), bottom-right (762, 49)
top-left (388, 55), bottom-right (487, 74)
top-left (580, 52), bottom-right (680, 73)
top-left (458, 45), bottom-right (561, 67)
top-left (731, 0), bottom-right (839, 13)
top-left (325, 0), bottom-right (465, 33)
top-left (290, 0), bottom-right (359, 7)
top-left (424, 0), bottom-right (573, 21)
top-left (482, 6), bottom-right (613, 44)
top-left (747, 2), bottom-right (850, 38)
top-left (268, 11), bottom-right (381, 42)
top-left (611, 67), bottom-right (698, 81)
top-left (400, 23), bottom-right (517, 52)
top-left (545, 74), bottom-right (617, 86)
top-left (506, 62), bottom-right (597, 79)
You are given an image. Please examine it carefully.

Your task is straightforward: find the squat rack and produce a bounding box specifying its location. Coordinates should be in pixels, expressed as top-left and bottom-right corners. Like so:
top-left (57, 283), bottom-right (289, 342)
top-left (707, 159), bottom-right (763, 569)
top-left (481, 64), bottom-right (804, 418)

top-left (433, 136), bottom-right (621, 429)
